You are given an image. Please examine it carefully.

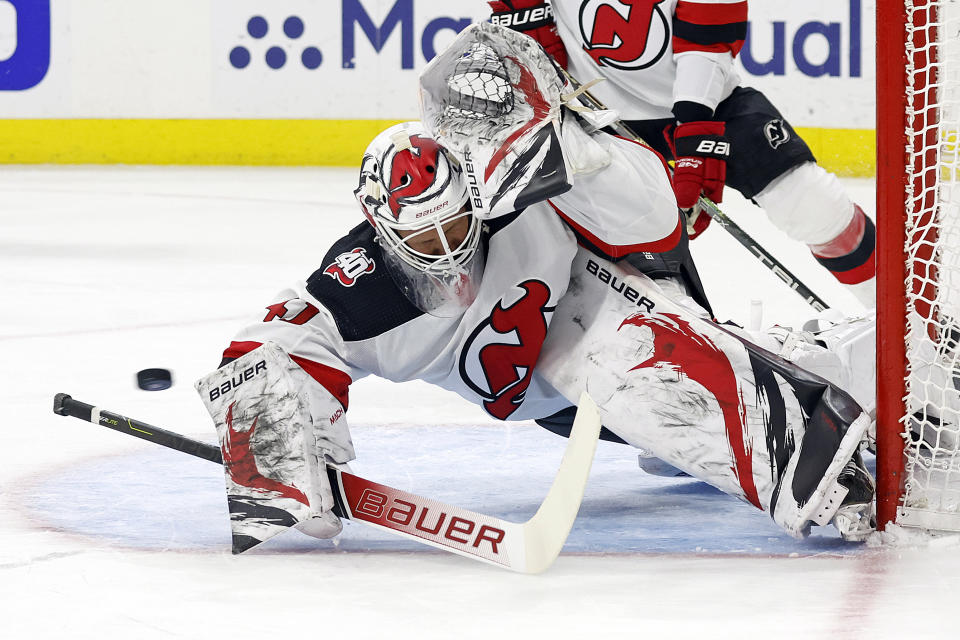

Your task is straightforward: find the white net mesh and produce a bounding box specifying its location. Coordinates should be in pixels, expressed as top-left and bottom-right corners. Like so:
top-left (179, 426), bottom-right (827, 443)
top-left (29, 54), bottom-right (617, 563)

top-left (443, 42), bottom-right (515, 121)
top-left (899, 0), bottom-right (960, 530)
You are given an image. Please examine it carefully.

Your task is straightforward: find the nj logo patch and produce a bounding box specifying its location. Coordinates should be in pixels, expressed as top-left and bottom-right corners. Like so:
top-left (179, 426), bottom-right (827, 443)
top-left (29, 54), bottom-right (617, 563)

top-left (324, 248), bottom-right (375, 286)
top-left (763, 119), bottom-right (791, 150)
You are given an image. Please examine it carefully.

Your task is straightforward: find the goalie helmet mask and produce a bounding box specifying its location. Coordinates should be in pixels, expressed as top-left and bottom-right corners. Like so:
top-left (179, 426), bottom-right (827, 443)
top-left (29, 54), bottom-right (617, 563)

top-left (354, 121), bottom-right (485, 318)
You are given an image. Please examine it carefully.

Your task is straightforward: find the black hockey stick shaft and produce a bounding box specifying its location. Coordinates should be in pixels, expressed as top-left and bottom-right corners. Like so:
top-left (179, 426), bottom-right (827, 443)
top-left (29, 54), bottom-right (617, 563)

top-left (54, 392), bottom-right (347, 519)
top-left (562, 71), bottom-right (829, 311)
top-left (695, 202), bottom-right (829, 311)
top-left (53, 392), bottom-right (223, 463)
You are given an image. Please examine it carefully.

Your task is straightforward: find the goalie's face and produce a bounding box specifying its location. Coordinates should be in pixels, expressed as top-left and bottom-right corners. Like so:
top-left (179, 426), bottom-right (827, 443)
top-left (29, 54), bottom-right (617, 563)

top-left (355, 122), bottom-right (485, 317)
top-left (396, 205), bottom-right (472, 258)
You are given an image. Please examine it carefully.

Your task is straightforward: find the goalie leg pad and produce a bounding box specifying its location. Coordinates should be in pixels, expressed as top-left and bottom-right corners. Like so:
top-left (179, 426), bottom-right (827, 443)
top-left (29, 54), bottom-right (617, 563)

top-left (195, 342), bottom-right (352, 553)
top-left (538, 248), bottom-right (875, 539)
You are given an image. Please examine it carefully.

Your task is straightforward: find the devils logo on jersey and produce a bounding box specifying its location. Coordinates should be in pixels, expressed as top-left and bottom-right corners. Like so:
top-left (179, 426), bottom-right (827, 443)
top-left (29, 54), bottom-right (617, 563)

top-left (324, 247), bottom-right (376, 286)
top-left (459, 280), bottom-right (555, 420)
top-left (620, 312), bottom-right (762, 508)
top-left (579, 0), bottom-right (670, 70)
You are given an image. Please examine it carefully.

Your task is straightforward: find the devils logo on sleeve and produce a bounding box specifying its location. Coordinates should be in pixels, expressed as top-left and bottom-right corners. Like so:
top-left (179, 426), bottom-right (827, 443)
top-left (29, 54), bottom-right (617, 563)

top-left (579, 0), bottom-right (670, 70)
top-left (620, 312), bottom-right (762, 509)
top-left (460, 280), bottom-right (555, 420)
top-left (324, 247), bottom-right (376, 286)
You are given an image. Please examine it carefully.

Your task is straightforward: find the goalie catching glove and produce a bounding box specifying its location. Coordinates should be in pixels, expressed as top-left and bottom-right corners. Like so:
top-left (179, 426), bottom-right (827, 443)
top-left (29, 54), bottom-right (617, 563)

top-left (419, 21), bottom-right (573, 220)
top-left (195, 342), bottom-right (355, 553)
top-left (488, 1), bottom-right (568, 68)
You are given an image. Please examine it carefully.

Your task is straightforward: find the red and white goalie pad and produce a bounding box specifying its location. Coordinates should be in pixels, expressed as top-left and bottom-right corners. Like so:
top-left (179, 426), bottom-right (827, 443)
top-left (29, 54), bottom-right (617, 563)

top-left (538, 249), bottom-right (872, 538)
top-left (195, 342), bottom-right (354, 553)
top-left (419, 21), bottom-right (573, 219)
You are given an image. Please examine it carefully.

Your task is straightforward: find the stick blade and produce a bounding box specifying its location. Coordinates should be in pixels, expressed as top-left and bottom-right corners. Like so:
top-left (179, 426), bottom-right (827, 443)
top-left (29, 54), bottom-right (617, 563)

top-left (520, 391), bottom-right (602, 573)
top-left (331, 392), bottom-right (601, 573)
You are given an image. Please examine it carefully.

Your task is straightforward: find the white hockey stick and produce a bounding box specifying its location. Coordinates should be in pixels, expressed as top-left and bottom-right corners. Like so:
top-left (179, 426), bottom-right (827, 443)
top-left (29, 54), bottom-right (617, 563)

top-left (53, 391), bottom-right (602, 573)
top-left (333, 391), bottom-right (601, 572)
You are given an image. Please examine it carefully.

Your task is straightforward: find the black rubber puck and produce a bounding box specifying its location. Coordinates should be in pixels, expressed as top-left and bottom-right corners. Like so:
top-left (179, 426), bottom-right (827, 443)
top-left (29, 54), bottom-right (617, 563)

top-left (137, 368), bottom-right (173, 391)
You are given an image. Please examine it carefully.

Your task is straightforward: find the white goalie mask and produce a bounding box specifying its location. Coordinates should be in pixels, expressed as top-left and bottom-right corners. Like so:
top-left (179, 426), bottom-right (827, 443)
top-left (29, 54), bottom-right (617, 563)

top-left (354, 122), bottom-right (486, 317)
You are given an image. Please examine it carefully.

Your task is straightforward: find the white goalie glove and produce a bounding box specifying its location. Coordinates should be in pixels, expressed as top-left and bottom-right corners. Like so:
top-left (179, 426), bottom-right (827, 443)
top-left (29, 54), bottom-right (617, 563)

top-left (195, 342), bottom-right (355, 553)
top-left (418, 21), bottom-right (574, 219)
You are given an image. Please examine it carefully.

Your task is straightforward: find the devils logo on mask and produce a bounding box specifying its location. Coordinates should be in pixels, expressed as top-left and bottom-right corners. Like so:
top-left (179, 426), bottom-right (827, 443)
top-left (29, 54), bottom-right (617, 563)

top-left (386, 135), bottom-right (449, 220)
top-left (579, 0), bottom-right (670, 70)
top-left (460, 280), bottom-right (555, 419)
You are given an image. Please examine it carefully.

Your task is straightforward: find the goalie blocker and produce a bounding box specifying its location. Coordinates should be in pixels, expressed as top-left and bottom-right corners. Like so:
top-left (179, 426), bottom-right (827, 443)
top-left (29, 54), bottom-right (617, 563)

top-left (195, 343), bottom-right (355, 552)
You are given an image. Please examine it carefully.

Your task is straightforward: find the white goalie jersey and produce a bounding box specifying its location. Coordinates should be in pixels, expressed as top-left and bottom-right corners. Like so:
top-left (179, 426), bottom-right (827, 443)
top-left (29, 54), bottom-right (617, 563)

top-left (219, 133), bottom-right (681, 424)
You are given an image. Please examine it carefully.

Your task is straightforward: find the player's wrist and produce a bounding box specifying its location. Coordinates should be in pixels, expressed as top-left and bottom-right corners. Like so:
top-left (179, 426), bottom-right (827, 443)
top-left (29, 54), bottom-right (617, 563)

top-left (489, 1), bottom-right (556, 30)
top-left (489, 2), bottom-right (568, 68)
top-left (671, 100), bottom-right (714, 125)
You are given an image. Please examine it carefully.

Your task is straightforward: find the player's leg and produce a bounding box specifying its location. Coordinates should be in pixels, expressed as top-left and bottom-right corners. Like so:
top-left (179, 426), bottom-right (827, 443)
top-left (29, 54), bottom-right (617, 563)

top-left (534, 221), bottom-right (711, 478)
top-left (622, 117), bottom-right (675, 161)
top-left (716, 87), bottom-right (876, 307)
top-left (539, 249), bottom-right (876, 539)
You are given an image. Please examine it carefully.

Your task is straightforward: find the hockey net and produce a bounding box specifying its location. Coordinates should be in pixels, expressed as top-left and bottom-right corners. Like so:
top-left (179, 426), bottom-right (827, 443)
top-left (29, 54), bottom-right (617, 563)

top-left (877, 0), bottom-right (960, 531)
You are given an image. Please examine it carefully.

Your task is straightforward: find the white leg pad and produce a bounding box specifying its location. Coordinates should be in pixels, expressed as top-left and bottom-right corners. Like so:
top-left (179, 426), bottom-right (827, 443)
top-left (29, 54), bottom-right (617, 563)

top-left (537, 248), bottom-right (874, 538)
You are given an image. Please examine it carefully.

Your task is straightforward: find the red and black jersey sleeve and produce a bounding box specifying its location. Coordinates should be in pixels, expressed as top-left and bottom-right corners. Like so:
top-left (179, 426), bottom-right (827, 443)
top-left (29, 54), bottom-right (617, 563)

top-left (672, 0), bottom-right (748, 57)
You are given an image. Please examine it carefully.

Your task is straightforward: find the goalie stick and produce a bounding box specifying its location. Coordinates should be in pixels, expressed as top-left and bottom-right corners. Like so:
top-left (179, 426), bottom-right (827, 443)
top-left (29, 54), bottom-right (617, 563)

top-left (51, 391), bottom-right (601, 573)
top-left (560, 69), bottom-right (830, 312)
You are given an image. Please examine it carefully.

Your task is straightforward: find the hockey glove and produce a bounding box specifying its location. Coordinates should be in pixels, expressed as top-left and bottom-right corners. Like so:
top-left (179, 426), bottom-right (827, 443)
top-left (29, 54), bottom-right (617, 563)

top-left (489, 0), bottom-right (568, 68)
top-left (666, 120), bottom-right (730, 210)
top-left (197, 342), bottom-right (355, 553)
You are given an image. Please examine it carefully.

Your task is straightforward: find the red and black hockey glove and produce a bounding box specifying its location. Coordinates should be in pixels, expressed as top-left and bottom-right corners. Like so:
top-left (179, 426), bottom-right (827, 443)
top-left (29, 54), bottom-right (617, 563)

top-left (488, 1), bottom-right (568, 68)
top-left (666, 120), bottom-right (730, 210)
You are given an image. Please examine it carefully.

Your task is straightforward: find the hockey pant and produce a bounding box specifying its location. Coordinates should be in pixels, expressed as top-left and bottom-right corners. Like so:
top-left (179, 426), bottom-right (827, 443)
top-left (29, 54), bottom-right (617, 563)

top-left (537, 248), bottom-right (871, 538)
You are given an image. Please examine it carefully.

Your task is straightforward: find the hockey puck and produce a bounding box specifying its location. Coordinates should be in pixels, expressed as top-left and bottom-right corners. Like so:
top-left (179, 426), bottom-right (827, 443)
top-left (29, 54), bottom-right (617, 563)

top-left (136, 368), bottom-right (173, 391)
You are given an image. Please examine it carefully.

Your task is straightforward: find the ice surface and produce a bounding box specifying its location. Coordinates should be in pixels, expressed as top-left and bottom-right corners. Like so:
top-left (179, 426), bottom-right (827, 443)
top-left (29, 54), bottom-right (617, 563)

top-left (3, 167), bottom-right (960, 639)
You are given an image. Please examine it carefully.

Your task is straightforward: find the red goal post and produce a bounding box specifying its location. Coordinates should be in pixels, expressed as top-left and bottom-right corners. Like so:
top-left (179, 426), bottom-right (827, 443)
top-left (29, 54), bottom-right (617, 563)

top-left (876, 0), bottom-right (960, 531)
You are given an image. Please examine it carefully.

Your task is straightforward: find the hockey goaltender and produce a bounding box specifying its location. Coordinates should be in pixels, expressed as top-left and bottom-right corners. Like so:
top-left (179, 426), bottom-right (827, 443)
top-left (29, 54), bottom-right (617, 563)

top-left (195, 23), bottom-right (879, 556)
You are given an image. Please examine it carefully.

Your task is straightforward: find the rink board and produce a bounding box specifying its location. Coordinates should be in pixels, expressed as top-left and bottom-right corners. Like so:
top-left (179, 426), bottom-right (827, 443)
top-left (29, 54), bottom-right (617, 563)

top-left (0, 120), bottom-right (876, 175)
top-left (0, 1), bottom-right (876, 173)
